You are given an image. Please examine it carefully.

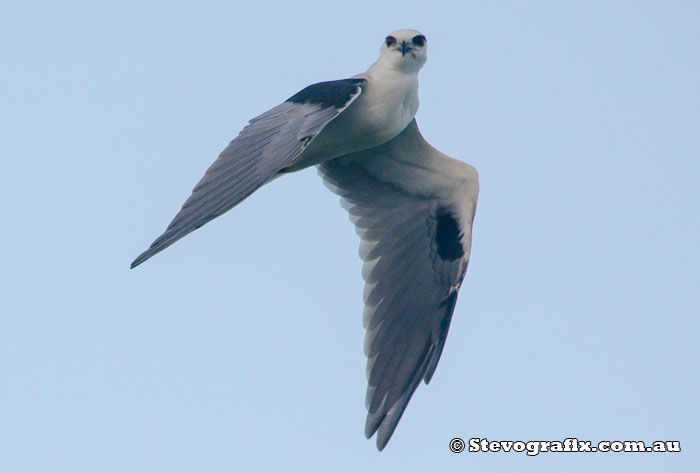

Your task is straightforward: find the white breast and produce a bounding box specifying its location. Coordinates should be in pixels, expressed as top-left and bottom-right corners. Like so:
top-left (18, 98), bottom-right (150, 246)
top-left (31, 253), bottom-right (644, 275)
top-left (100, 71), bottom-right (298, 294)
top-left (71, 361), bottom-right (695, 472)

top-left (288, 70), bottom-right (419, 171)
top-left (354, 71), bottom-right (419, 143)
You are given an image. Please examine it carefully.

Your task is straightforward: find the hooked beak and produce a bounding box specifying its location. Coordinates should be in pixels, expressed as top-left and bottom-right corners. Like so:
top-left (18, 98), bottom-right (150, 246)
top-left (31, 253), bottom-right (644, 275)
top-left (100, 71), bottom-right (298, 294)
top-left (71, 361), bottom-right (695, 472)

top-left (398, 40), bottom-right (412, 57)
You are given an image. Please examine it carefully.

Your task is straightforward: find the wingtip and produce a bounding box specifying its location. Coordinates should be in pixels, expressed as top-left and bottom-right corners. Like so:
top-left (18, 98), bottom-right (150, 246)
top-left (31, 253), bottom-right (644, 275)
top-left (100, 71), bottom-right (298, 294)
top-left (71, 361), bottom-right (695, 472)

top-left (365, 412), bottom-right (393, 451)
top-left (130, 250), bottom-right (152, 269)
top-left (366, 424), bottom-right (389, 452)
top-left (376, 435), bottom-right (390, 452)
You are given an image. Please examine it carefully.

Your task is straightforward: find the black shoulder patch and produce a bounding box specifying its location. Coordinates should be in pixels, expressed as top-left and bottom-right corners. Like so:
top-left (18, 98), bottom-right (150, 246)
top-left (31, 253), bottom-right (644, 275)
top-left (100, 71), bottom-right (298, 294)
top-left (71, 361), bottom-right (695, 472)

top-left (435, 210), bottom-right (465, 261)
top-left (286, 78), bottom-right (365, 109)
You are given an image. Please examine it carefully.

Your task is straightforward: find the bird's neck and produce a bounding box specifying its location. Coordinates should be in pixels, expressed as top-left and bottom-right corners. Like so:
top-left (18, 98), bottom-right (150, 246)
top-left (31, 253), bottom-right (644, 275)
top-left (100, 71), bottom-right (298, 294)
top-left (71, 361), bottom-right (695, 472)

top-left (365, 54), bottom-right (423, 77)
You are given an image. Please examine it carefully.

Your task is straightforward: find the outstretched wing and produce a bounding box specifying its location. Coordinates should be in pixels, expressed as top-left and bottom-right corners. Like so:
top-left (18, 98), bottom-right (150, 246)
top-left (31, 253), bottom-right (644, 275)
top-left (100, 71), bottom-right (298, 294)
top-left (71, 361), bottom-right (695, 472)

top-left (131, 78), bottom-right (366, 268)
top-left (319, 119), bottom-right (479, 450)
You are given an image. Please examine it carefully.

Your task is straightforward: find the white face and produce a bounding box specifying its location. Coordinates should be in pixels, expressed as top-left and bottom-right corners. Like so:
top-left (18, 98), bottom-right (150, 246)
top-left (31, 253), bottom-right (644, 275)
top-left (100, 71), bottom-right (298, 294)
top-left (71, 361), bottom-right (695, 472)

top-left (378, 29), bottom-right (428, 72)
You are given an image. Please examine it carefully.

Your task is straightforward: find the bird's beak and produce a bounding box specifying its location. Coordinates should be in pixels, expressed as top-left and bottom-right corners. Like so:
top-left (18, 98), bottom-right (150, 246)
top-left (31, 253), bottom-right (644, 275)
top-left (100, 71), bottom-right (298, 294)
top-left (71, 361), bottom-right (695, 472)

top-left (399, 41), bottom-right (412, 57)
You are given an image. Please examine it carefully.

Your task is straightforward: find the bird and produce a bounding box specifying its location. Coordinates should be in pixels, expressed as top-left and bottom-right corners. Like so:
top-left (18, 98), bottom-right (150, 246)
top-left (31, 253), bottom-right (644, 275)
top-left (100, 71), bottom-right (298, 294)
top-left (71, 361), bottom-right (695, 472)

top-left (131, 29), bottom-right (479, 450)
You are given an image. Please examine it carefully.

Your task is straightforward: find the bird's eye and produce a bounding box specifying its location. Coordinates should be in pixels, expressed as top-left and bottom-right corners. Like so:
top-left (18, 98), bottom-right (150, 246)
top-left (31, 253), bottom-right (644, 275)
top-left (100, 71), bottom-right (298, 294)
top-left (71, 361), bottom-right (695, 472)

top-left (385, 36), bottom-right (396, 47)
top-left (412, 35), bottom-right (426, 47)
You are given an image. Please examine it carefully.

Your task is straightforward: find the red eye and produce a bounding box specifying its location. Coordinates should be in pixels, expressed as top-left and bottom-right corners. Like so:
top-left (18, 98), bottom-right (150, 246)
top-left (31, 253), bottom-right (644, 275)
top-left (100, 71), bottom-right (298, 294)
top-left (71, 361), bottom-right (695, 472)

top-left (412, 35), bottom-right (426, 47)
top-left (385, 36), bottom-right (396, 47)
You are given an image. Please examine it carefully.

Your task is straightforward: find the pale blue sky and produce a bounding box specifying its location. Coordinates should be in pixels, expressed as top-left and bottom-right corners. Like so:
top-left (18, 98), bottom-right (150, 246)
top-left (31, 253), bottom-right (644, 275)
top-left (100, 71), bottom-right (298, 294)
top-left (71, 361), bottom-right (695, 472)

top-left (1, 1), bottom-right (698, 472)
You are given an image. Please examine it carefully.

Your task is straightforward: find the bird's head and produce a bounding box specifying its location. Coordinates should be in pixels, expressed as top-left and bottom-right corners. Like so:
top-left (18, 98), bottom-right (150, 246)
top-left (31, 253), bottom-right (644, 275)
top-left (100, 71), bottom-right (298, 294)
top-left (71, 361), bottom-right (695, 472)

top-left (377, 29), bottom-right (427, 73)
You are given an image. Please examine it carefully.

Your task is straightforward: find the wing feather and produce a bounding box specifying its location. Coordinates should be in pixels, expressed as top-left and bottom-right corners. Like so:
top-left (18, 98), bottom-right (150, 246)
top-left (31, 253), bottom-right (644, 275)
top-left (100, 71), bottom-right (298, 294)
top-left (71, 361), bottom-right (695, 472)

top-left (131, 79), bottom-right (365, 268)
top-left (319, 119), bottom-right (479, 450)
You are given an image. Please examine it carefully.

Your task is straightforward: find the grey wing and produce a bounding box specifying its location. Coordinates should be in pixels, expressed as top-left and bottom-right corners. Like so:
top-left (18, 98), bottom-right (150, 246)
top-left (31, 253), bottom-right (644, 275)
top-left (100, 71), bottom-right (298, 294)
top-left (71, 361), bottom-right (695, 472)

top-left (319, 120), bottom-right (479, 450)
top-left (131, 78), bottom-right (366, 268)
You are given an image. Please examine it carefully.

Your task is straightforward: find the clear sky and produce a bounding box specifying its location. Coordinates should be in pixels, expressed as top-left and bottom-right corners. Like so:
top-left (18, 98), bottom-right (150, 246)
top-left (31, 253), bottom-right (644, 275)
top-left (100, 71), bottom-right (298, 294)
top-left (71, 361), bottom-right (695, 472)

top-left (1, 1), bottom-right (698, 472)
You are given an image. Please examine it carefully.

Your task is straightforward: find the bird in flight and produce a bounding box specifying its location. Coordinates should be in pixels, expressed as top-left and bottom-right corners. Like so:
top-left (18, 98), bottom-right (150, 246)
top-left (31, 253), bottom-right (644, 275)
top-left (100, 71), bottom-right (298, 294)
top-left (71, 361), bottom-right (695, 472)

top-left (132, 29), bottom-right (479, 450)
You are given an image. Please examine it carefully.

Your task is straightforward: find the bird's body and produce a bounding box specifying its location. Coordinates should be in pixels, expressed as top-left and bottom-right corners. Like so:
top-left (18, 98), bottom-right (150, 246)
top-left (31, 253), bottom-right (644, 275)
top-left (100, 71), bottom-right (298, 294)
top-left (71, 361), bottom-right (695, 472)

top-left (132, 29), bottom-right (479, 450)
top-left (281, 39), bottom-right (421, 172)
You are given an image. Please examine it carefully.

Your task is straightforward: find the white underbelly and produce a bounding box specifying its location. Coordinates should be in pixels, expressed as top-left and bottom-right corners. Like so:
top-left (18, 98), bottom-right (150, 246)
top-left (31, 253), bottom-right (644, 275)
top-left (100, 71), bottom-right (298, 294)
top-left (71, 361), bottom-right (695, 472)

top-left (288, 78), bottom-right (419, 170)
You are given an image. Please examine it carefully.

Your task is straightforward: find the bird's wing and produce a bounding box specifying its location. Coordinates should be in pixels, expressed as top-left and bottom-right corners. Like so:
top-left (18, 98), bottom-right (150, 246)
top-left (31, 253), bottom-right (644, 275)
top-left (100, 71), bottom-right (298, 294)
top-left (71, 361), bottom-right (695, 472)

top-left (131, 78), bottom-right (366, 268)
top-left (318, 119), bottom-right (479, 450)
